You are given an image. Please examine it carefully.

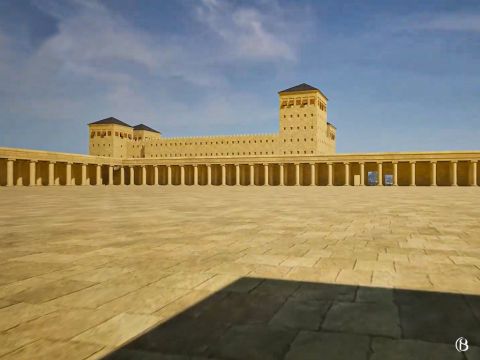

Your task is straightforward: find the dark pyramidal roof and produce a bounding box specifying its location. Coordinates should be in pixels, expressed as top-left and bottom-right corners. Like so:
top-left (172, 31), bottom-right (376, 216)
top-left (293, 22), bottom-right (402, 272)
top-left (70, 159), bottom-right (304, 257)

top-left (89, 117), bottom-right (132, 128)
top-left (279, 83), bottom-right (328, 100)
top-left (133, 124), bottom-right (160, 133)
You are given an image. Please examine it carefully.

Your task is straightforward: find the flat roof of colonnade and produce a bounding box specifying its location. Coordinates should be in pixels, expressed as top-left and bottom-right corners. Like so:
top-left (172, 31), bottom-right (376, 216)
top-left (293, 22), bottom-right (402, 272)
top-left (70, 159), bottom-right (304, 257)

top-left (1, 147), bottom-right (480, 166)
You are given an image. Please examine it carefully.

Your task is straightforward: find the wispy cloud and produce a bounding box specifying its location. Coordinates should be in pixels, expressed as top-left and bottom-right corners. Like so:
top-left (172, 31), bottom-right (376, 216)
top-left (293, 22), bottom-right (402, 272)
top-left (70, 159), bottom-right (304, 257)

top-left (196, 0), bottom-right (301, 62)
top-left (0, 0), bottom-right (309, 151)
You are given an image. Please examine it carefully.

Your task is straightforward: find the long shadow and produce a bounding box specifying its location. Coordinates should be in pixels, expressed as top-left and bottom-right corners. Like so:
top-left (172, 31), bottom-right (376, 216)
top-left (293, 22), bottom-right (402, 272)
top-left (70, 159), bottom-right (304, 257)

top-left (103, 277), bottom-right (480, 359)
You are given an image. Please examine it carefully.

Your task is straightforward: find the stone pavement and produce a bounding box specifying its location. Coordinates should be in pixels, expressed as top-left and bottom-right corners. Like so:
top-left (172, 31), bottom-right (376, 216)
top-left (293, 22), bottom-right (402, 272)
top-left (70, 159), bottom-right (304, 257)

top-left (0, 186), bottom-right (479, 359)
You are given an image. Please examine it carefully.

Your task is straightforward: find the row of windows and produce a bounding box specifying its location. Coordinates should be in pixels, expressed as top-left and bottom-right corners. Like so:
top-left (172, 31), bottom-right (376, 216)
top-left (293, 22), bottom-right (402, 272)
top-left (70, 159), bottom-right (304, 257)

top-left (280, 98), bottom-right (326, 109)
top-left (283, 114), bottom-right (315, 118)
top-left (283, 138), bottom-right (315, 142)
top-left (90, 131), bottom-right (151, 141)
top-left (283, 151), bottom-right (315, 154)
top-left (149, 151), bottom-right (276, 157)
top-left (149, 139), bottom-right (275, 147)
top-left (283, 126), bottom-right (315, 130)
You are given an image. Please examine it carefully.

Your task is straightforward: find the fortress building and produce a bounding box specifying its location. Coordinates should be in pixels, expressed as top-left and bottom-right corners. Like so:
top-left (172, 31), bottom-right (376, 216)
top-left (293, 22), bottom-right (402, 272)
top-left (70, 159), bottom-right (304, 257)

top-left (88, 84), bottom-right (336, 159)
top-left (0, 83), bottom-right (479, 187)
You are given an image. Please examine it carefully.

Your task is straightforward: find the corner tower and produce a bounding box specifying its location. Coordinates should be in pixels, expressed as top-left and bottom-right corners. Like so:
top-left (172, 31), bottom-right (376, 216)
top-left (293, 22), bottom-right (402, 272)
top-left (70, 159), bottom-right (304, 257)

top-left (88, 117), bottom-right (133, 158)
top-left (278, 83), bottom-right (335, 155)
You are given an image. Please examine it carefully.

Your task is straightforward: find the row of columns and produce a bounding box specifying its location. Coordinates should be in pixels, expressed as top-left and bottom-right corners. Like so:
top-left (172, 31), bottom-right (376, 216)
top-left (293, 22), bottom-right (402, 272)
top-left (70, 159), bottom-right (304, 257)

top-left (2, 159), bottom-right (479, 186)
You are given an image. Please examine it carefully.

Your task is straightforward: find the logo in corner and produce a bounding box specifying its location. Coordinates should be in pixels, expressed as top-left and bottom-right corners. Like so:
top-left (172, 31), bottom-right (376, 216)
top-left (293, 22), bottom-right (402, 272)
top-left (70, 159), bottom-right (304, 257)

top-left (455, 337), bottom-right (469, 352)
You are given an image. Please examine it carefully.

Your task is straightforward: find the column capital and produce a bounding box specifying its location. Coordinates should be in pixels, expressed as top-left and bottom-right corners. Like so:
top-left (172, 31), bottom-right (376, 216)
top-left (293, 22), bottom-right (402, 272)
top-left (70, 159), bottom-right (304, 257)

top-left (192, 164), bottom-right (198, 167)
top-left (326, 162), bottom-right (333, 165)
top-left (263, 163), bottom-right (269, 166)
top-left (471, 160), bottom-right (478, 163)
top-left (66, 162), bottom-right (73, 165)
top-left (409, 161), bottom-right (416, 164)
top-left (392, 161), bottom-right (398, 164)
top-left (343, 162), bottom-right (349, 165)
top-left (29, 160), bottom-right (38, 163)
top-left (430, 160), bottom-right (437, 164)
top-left (309, 162), bottom-right (315, 165)
top-left (376, 161), bottom-right (383, 164)
top-left (359, 161), bottom-right (365, 165)
top-left (7, 158), bottom-right (16, 162)
top-left (451, 160), bottom-right (458, 163)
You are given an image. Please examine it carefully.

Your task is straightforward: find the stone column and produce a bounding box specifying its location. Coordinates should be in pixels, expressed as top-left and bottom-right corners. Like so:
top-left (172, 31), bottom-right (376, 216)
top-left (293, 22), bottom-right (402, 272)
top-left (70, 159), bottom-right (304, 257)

top-left (295, 163), bottom-right (300, 186)
top-left (207, 165), bottom-right (212, 185)
top-left (235, 164), bottom-right (240, 185)
top-left (360, 162), bottom-right (365, 186)
top-left (279, 164), bottom-right (284, 186)
top-left (167, 165), bottom-right (172, 185)
top-left (249, 164), bottom-right (254, 186)
top-left (377, 162), bottom-right (383, 186)
top-left (410, 162), bottom-right (416, 186)
top-left (344, 162), bottom-right (349, 186)
top-left (393, 161), bottom-right (398, 186)
top-left (327, 162), bottom-right (333, 186)
top-left (431, 161), bottom-right (437, 186)
top-left (141, 166), bottom-right (147, 185)
top-left (29, 161), bottom-right (36, 186)
top-left (66, 163), bottom-right (72, 186)
top-left (130, 166), bottom-right (135, 185)
top-left (81, 164), bottom-right (87, 186)
top-left (221, 164), bottom-right (226, 185)
top-left (193, 165), bottom-right (198, 185)
top-left (310, 163), bottom-right (315, 186)
top-left (108, 165), bottom-right (114, 185)
top-left (96, 165), bottom-right (102, 185)
top-left (264, 164), bottom-right (269, 186)
top-left (120, 166), bottom-right (125, 185)
top-left (6, 159), bottom-right (14, 187)
top-left (48, 162), bottom-right (55, 186)
top-left (154, 166), bottom-right (159, 185)
top-left (471, 161), bottom-right (478, 186)
top-left (451, 161), bottom-right (458, 186)
top-left (180, 166), bottom-right (185, 185)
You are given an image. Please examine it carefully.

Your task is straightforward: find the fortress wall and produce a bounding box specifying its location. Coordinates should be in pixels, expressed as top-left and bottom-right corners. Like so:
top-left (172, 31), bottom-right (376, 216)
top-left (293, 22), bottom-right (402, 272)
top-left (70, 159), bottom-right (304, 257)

top-left (143, 133), bottom-right (279, 158)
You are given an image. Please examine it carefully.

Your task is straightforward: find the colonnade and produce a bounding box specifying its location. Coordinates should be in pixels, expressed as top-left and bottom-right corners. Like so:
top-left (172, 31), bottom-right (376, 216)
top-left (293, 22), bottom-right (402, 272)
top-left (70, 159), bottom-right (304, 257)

top-left (1, 158), bottom-right (478, 186)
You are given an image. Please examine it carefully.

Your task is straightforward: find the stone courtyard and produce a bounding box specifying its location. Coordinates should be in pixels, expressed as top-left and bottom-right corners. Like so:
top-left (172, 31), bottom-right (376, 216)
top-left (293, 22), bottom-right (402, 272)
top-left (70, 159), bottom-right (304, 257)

top-left (0, 187), bottom-right (479, 359)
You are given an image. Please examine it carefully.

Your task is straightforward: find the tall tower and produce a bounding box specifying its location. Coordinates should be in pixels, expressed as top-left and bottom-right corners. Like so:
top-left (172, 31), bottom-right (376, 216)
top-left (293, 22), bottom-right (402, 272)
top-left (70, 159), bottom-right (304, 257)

top-left (278, 83), bottom-right (335, 155)
top-left (88, 117), bottom-right (133, 158)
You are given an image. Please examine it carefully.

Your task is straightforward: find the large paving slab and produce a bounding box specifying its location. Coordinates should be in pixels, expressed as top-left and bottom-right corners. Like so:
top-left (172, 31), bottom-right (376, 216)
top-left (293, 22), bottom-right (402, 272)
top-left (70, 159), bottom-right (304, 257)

top-left (0, 186), bottom-right (479, 359)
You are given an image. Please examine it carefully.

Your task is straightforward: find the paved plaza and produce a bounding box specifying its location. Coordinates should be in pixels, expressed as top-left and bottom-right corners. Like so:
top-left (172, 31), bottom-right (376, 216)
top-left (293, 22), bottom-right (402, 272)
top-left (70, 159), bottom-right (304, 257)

top-left (0, 187), bottom-right (479, 359)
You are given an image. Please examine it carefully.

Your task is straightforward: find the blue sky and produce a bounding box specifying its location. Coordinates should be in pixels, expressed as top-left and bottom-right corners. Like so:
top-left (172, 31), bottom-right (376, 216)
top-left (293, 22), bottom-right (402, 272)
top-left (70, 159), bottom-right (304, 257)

top-left (0, 0), bottom-right (479, 154)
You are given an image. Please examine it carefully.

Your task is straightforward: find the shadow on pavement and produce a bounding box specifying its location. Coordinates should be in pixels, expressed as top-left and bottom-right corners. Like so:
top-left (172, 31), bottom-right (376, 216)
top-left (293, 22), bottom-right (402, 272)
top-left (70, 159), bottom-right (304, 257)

top-left (103, 277), bottom-right (480, 359)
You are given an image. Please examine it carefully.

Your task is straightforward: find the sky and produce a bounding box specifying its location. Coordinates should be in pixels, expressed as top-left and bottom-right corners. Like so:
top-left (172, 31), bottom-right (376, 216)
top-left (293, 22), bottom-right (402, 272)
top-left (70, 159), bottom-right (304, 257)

top-left (0, 0), bottom-right (479, 154)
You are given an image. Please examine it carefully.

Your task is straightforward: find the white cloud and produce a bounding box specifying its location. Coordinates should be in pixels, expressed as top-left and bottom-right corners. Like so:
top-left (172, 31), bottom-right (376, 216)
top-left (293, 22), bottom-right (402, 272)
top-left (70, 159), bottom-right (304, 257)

top-left (196, 0), bottom-right (299, 61)
top-left (0, 0), bottom-right (309, 152)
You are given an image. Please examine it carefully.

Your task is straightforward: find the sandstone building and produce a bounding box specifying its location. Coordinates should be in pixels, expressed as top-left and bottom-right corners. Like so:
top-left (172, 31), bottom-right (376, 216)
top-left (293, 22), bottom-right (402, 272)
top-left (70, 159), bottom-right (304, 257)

top-left (0, 83), bottom-right (479, 187)
top-left (88, 84), bottom-right (336, 159)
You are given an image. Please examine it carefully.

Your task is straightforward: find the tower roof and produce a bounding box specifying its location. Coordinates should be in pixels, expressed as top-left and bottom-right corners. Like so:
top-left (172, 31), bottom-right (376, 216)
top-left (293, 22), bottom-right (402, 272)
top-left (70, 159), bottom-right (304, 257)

top-left (133, 124), bottom-right (160, 133)
top-left (89, 117), bottom-right (132, 127)
top-left (278, 83), bottom-right (328, 99)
